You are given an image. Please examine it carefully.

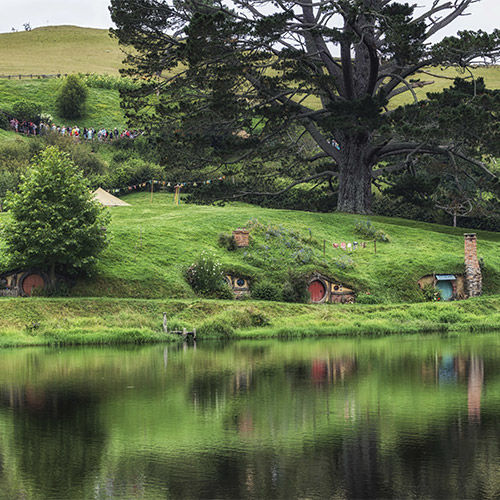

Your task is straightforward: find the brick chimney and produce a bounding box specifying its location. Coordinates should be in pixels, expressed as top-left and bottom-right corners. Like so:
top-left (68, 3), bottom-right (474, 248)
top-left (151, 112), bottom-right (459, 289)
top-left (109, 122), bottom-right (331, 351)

top-left (232, 229), bottom-right (249, 247)
top-left (464, 233), bottom-right (482, 297)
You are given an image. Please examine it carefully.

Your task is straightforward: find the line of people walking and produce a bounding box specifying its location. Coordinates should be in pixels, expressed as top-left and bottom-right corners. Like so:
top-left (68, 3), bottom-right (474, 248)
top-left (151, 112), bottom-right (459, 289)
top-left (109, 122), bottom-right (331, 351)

top-left (9, 118), bottom-right (140, 141)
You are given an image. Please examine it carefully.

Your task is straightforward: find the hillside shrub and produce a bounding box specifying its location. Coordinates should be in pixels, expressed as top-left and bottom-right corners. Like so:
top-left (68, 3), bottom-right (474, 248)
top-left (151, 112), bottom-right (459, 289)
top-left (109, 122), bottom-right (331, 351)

top-left (185, 251), bottom-right (232, 298)
top-left (218, 232), bottom-right (237, 251)
top-left (421, 284), bottom-right (442, 302)
top-left (197, 317), bottom-right (235, 337)
top-left (252, 281), bottom-right (282, 301)
top-left (356, 293), bottom-right (377, 304)
top-left (244, 218), bottom-right (319, 270)
top-left (354, 220), bottom-right (390, 242)
top-left (12, 100), bottom-right (42, 122)
top-left (56, 75), bottom-right (88, 119)
top-left (282, 272), bottom-right (310, 303)
top-left (333, 254), bottom-right (354, 269)
top-left (104, 158), bottom-right (164, 189)
top-left (79, 73), bottom-right (139, 92)
top-left (0, 111), bottom-right (9, 130)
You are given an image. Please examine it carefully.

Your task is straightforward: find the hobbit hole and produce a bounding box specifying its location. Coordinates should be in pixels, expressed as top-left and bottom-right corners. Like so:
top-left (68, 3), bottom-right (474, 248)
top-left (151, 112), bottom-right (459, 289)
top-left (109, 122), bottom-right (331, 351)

top-left (417, 234), bottom-right (482, 301)
top-left (21, 273), bottom-right (45, 296)
top-left (226, 274), bottom-right (250, 297)
top-left (309, 279), bottom-right (327, 303)
top-left (308, 274), bottom-right (355, 304)
top-left (0, 270), bottom-right (49, 297)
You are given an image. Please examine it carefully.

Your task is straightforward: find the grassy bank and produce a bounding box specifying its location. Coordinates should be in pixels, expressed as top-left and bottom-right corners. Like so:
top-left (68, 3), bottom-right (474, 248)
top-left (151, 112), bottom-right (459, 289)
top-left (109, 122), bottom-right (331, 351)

top-left (0, 295), bottom-right (498, 346)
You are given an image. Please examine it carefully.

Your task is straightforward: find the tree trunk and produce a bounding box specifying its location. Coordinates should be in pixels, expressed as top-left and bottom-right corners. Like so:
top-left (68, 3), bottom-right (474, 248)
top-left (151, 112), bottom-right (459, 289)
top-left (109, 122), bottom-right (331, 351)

top-left (453, 212), bottom-right (457, 227)
top-left (49, 263), bottom-right (56, 284)
top-left (336, 138), bottom-right (372, 214)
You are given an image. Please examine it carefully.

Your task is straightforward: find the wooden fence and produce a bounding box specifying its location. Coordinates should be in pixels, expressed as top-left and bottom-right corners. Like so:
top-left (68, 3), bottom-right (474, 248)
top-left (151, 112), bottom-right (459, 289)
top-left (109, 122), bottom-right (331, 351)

top-left (0, 74), bottom-right (68, 80)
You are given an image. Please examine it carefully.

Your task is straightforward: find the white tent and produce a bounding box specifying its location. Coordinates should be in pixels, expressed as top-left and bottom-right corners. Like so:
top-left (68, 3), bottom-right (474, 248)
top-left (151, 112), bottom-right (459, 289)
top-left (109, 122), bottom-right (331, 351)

top-left (93, 188), bottom-right (131, 207)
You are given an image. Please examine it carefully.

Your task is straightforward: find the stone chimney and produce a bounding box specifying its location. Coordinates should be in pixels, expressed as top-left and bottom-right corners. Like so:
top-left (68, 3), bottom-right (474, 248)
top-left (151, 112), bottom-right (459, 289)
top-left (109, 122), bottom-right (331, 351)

top-left (464, 233), bottom-right (482, 297)
top-left (232, 229), bottom-right (249, 247)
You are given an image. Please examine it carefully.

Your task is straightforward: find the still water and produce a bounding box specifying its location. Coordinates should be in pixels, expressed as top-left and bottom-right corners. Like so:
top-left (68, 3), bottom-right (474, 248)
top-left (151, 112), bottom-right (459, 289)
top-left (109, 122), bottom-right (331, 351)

top-left (0, 334), bottom-right (499, 499)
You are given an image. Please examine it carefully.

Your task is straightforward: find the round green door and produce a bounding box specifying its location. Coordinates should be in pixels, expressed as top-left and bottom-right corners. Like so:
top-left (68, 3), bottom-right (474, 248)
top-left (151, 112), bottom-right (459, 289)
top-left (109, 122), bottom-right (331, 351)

top-left (436, 280), bottom-right (453, 301)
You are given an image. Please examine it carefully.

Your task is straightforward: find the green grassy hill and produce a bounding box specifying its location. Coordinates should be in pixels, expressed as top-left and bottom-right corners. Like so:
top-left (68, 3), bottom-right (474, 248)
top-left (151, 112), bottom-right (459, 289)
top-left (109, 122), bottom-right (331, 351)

top-left (0, 25), bottom-right (499, 128)
top-left (0, 78), bottom-right (126, 130)
top-left (0, 26), bottom-right (122, 75)
top-left (2, 192), bottom-right (496, 303)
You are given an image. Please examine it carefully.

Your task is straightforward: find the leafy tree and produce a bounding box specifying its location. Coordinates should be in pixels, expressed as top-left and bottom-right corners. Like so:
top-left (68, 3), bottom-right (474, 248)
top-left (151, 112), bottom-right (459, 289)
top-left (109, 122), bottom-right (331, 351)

top-left (110, 0), bottom-right (499, 214)
top-left (1, 146), bottom-right (110, 280)
top-left (56, 75), bottom-right (88, 119)
top-left (12, 100), bottom-right (42, 123)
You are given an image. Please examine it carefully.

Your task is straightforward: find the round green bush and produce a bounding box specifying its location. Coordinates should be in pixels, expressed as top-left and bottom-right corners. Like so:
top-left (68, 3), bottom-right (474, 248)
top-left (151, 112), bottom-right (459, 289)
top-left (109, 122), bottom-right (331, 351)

top-left (185, 251), bottom-right (232, 299)
top-left (252, 281), bottom-right (282, 301)
top-left (56, 75), bottom-right (88, 119)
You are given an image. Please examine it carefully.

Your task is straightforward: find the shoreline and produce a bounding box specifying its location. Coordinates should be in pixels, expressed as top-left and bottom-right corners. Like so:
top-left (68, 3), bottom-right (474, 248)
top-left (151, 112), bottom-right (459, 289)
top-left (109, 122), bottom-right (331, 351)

top-left (0, 295), bottom-right (499, 347)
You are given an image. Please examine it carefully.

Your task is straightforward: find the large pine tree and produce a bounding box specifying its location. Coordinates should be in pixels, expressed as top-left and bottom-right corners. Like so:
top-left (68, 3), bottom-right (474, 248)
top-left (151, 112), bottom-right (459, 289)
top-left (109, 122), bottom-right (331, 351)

top-left (110, 0), bottom-right (499, 214)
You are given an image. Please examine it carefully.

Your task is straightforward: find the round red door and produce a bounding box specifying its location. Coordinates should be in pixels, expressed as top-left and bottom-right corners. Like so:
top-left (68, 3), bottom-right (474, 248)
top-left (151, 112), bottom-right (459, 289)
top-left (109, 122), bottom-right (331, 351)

top-left (308, 280), bottom-right (326, 302)
top-left (22, 274), bottom-right (45, 296)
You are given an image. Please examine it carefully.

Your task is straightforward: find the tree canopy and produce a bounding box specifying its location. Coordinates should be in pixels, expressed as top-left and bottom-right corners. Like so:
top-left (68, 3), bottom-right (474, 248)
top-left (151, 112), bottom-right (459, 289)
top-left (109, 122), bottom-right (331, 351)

top-left (1, 146), bottom-right (110, 280)
top-left (110, 0), bottom-right (500, 214)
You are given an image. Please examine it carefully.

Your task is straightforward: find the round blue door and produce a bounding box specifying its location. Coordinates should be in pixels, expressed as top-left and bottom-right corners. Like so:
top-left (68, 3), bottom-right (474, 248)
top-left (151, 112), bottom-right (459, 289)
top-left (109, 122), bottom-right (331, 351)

top-left (436, 280), bottom-right (453, 301)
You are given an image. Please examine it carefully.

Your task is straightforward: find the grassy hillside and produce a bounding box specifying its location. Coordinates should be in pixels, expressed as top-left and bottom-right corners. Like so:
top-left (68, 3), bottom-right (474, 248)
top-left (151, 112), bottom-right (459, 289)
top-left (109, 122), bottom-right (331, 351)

top-left (0, 26), bottom-right (122, 75)
top-left (2, 192), bottom-right (497, 303)
top-left (0, 78), bottom-right (126, 130)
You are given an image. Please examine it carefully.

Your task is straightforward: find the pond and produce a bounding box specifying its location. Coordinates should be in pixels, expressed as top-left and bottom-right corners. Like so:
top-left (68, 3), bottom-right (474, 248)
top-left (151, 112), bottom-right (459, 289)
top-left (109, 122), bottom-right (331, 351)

top-left (0, 334), bottom-right (499, 499)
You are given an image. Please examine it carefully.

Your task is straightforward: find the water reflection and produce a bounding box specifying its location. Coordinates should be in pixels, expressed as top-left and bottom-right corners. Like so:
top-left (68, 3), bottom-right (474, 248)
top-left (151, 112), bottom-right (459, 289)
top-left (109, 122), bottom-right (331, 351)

top-left (0, 335), bottom-right (498, 499)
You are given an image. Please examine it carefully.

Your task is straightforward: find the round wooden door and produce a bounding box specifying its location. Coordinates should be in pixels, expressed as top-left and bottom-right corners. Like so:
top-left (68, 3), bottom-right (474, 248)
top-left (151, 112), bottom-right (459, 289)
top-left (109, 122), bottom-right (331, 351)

top-left (22, 274), bottom-right (45, 296)
top-left (308, 279), bottom-right (326, 303)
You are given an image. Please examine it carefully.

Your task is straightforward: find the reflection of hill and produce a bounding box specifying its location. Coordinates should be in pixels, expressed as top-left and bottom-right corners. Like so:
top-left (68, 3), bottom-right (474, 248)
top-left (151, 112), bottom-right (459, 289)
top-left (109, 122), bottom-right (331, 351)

top-left (0, 335), bottom-right (499, 498)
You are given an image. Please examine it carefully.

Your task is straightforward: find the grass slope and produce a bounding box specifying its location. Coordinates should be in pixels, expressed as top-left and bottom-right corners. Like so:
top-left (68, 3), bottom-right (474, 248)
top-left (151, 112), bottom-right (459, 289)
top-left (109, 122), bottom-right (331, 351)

top-left (2, 192), bottom-right (497, 302)
top-left (0, 78), bottom-right (126, 130)
top-left (0, 26), bottom-right (122, 75)
top-left (0, 295), bottom-right (498, 346)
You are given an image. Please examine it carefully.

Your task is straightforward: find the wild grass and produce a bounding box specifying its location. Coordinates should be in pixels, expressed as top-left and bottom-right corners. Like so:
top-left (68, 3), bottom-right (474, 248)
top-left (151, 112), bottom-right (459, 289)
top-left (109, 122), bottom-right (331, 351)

top-left (0, 295), bottom-right (498, 346)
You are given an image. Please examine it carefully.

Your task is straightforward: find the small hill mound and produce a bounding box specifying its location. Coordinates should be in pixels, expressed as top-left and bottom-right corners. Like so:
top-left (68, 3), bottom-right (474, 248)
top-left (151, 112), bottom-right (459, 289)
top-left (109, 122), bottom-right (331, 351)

top-left (0, 26), bottom-right (122, 75)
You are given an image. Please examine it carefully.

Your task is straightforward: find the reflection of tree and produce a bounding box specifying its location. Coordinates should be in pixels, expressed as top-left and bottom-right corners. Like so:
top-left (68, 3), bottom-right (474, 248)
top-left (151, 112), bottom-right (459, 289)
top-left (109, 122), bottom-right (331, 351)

top-left (6, 387), bottom-right (106, 499)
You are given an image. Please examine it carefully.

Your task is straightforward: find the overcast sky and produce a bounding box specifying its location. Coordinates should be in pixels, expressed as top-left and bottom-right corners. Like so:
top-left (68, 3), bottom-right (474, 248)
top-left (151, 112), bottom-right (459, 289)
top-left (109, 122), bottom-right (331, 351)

top-left (1, 0), bottom-right (498, 36)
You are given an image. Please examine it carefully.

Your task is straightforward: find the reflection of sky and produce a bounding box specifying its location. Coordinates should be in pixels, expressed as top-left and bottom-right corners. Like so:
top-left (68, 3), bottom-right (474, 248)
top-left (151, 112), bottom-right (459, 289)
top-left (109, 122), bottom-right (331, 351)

top-left (439, 355), bottom-right (457, 385)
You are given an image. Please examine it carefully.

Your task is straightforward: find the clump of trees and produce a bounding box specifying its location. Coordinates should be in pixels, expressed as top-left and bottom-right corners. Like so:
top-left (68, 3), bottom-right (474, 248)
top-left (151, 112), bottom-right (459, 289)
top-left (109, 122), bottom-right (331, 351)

top-left (1, 146), bottom-right (110, 281)
top-left (56, 74), bottom-right (88, 119)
